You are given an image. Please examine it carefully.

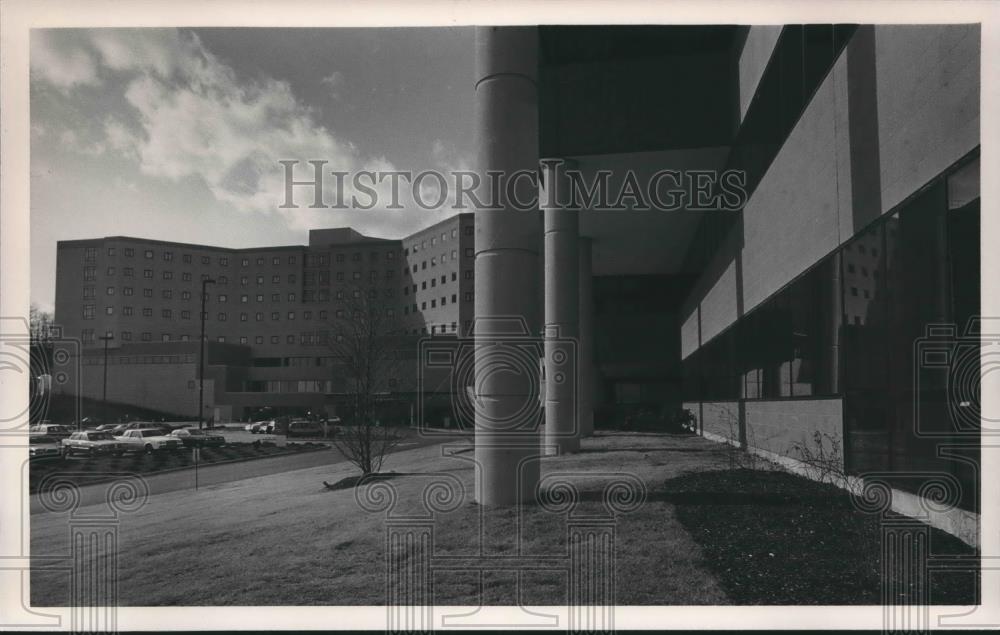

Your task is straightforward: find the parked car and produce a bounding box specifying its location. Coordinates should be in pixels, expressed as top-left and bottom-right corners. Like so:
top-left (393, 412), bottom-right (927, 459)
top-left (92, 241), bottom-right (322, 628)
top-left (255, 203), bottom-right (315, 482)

top-left (28, 423), bottom-right (72, 439)
top-left (62, 431), bottom-right (127, 457)
top-left (94, 424), bottom-right (119, 432)
top-left (28, 435), bottom-right (63, 461)
top-left (246, 421), bottom-right (272, 434)
top-left (170, 428), bottom-right (226, 448)
top-left (115, 428), bottom-right (183, 454)
top-left (286, 419), bottom-right (324, 438)
top-left (117, 421), bottom-right (171, 436)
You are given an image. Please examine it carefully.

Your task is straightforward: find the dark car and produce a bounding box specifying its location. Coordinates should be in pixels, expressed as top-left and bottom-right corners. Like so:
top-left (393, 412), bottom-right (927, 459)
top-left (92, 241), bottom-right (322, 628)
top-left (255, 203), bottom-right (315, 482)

top-left (170, 428), bottom-right (226, 448)
top-left (285, 420), bottom-right (324, 438)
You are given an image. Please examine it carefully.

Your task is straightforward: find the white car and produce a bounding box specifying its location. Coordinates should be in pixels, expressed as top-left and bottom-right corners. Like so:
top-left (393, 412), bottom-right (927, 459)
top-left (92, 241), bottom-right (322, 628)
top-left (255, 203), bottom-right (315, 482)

top-left (62, 431), bottom-right (128, 457)
top-left (246, 421), bottom-right (272, 434)
top-left (115, 428), bottom-right (183, 454)
top-left (28, 435), bottom-right (63, 460)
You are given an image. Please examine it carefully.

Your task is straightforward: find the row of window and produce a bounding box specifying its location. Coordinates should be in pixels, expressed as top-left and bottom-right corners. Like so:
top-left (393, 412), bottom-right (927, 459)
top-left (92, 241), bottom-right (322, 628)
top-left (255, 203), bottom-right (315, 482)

top-left (84, 267), bottom-right (225, 283)
top-left (82, 353), bottom-right (198, 365)
top-left (403, 249), bottom-right (473, 275)
top-left (82, 319), bottom-right (475, 348)
top-left (83, 305), bottom-right (399, 322)
top-left (87, 247), bottom-right (306, 267)
top-left (402, 293), bottom-right (472, 315)
top-left (304, 250), bottom-right (398, 267)
top-left (86, 245), bottom-right (414, 268)
top-left (406, 225), bottom-right (471, 256)
top-left (403, 271), bottom-right (468, 295)
top-left (303, 270), bottom-right (394, 285)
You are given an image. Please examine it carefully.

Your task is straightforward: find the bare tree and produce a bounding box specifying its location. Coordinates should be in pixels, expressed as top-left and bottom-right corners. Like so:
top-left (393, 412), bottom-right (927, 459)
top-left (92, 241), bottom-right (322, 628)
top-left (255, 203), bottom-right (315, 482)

top-left (30, 303), bottom-right (55, 346)
top-left (325, 286), bottom-right (405, 475)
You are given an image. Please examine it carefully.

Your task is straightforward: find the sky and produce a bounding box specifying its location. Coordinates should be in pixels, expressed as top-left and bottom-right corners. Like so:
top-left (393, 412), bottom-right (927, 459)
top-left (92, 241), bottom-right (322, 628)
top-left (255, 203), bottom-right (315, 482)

top-left (29, 27), bottom-right (475, 313)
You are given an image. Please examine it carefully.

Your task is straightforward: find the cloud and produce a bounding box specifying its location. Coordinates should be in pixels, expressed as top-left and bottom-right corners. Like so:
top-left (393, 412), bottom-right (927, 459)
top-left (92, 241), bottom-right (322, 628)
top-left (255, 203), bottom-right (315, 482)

top-left (320, 70), bottom-right (345, 100)
top-left (30, 31), bottom-right (99, 90)
top-left (31, 29), bottom-right (469, 239)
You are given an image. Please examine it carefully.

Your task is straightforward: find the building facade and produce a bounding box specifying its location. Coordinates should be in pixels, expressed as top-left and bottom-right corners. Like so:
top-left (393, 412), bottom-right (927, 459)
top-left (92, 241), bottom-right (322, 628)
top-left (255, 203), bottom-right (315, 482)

top-left (55, 213), bottom-right (474, 421)
top-left (461, 24), bottom-right (980, 541)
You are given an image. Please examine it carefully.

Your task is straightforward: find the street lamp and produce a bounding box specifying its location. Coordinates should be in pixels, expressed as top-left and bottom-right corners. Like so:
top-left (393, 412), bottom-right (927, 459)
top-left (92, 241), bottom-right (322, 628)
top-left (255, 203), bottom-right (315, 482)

top-left (198, 278), bottom-right (216, 430)
top-left (98, 333), bottom-right (113, 430)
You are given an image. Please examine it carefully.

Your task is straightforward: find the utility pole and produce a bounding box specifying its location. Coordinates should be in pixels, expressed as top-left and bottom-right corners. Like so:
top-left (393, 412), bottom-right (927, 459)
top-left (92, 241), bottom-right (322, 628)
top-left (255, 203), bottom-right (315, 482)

top-left (98, 333), bottom-right (113, 429)
top-left (198, 278), bottom-right (216, 430)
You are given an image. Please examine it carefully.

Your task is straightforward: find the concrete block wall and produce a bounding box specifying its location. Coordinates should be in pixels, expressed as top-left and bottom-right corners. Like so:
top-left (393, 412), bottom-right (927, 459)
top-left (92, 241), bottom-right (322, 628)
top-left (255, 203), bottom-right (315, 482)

top-left (744, 399), bottom-right (844, 466)
top-left (683, 400), bottom-right (741, 443)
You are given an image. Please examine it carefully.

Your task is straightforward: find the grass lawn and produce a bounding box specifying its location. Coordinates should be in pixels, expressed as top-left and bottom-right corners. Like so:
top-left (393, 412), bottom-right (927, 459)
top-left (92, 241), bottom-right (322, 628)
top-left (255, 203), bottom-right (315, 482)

top-left (664, 468), bottom-right (979, 604)
top-left (29, 432), bottom-right (978, 607)
top-left (29, 442), bottom-right (329, 493)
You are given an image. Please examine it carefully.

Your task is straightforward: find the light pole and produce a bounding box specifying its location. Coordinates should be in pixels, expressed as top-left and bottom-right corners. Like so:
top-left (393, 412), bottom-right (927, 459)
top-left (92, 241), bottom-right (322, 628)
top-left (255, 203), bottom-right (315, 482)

top-left (98, 333), bottom-right (113, 428)
top-left (198, 278), bottom-right (216, 430)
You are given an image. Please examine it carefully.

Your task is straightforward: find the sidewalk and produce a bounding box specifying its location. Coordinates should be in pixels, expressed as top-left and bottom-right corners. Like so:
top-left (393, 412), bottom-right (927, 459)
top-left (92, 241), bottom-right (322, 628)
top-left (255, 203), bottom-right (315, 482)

top-left (31, 430), bottom-right (732, 606)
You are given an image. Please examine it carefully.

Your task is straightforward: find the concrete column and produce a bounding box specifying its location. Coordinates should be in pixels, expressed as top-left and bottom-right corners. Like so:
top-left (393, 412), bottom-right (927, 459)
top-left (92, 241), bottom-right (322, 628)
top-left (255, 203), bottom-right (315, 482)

top-left (473, 26), bottom-right (542, 506)
top-left (543, 159), bottom-right (580, 455)
top-left (578, 236), bottom-right (596, 437)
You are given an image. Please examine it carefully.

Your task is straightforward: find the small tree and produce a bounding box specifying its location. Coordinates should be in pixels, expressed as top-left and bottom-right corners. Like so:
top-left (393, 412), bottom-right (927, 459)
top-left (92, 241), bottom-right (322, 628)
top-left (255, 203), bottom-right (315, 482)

top-left (326, 286), bottom-right (405, 475)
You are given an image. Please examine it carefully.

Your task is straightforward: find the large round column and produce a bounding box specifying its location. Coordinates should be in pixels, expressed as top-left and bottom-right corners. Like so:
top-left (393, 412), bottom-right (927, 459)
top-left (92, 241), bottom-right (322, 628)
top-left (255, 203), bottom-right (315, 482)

top-left (543, 159), bottom-right (580, 454)
top-left (473, 26), bottom-right (542, 506)
top-left (578, 236), bottom-right (596, 437)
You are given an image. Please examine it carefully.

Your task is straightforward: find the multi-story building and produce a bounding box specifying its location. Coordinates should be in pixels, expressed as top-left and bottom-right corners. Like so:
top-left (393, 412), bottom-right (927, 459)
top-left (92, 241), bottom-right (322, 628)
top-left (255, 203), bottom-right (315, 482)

top-left (399, 214), bottom-right (476, 336)
top-left (54, 213), bottom-right (474, 421)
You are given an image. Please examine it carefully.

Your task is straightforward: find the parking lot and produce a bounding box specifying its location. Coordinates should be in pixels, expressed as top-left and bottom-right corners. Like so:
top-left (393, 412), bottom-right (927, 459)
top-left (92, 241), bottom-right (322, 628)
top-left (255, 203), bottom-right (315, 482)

top-left (26, 422), bottom-right (433, 496)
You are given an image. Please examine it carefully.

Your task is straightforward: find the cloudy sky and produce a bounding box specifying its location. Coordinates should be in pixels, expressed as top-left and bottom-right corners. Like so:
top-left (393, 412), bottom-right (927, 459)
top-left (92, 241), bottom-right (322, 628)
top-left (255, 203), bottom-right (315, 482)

top-left (30, 27), bottom-right (474, 313)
